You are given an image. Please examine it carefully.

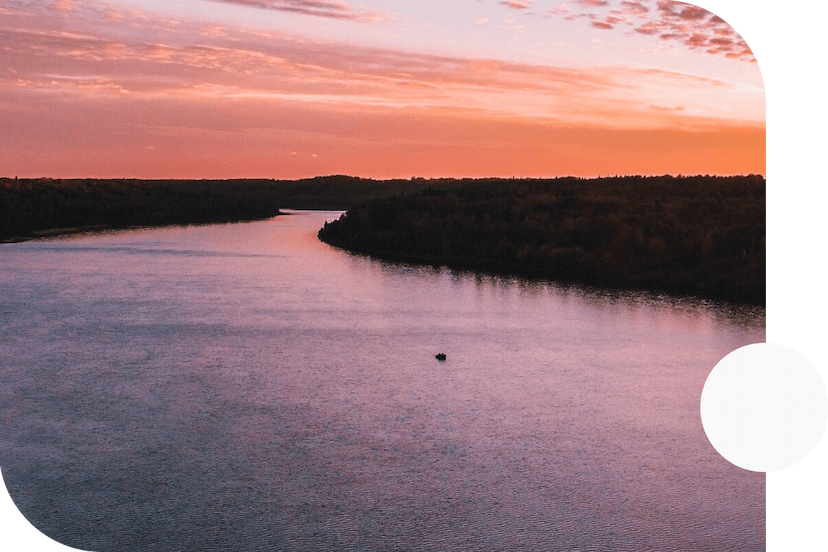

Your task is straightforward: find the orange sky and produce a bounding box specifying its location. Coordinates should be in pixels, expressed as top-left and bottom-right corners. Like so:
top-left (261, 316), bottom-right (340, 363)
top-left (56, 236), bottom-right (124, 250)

top-left (0, 0), bottom-right (765, 179)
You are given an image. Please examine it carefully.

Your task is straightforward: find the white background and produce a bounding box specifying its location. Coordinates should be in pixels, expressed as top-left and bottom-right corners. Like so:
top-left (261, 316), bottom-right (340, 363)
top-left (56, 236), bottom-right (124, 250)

top-left (1, 0), bottom-right (824, 549)
top-left (707, 1), bottom-right (828, 548)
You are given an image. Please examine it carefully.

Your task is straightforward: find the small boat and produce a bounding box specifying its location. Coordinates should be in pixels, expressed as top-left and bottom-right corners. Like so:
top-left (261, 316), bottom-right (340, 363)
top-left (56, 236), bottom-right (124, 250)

top-left (435, 353), bottom-right (446, 361)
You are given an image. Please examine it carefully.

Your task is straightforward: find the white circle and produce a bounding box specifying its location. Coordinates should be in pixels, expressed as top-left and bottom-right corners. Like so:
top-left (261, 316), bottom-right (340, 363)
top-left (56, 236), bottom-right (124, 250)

top-left (700, 343), bottom-right (828, 472)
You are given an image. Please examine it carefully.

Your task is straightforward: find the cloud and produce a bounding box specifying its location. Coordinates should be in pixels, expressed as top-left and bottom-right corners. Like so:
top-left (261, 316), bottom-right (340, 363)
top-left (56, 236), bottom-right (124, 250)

top-left (592, 20), bottom-right (614, 29)
top-left (499, 0), bottom-right (533, 9)
top-left (200, 25), bottom-right (228, 36)
top-left (48, 0), bottom-right (75, 11)
top-left (3, 15), bottom-right (759, 131)
top-left (589, 12), bottom-right (629, 29)
top-left (673, 3), bottom-right (708, 20)
top-left (620, 1), bottom-right (648, 16)
top-left (638, 0), bottom-right (755, 62)
top-left (204, 0), bottom-right (388, 22)
top-left (650, 103), bottom-right (684, 111)
top-left (633, 20), bottom-right (659, 35)
top-left (545, 0), bottom-right (755, 63)
top-left (545, 4), bottom-right (571, 15)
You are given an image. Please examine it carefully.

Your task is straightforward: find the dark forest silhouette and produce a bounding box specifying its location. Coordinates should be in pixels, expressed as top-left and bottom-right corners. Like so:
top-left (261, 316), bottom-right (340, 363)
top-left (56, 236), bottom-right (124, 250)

top-left (2, 174), bottom-right (764, 304)
top-left (317, 175), bottom-right (765, 305)
top-left (0, 176), bottom-right (416, 241)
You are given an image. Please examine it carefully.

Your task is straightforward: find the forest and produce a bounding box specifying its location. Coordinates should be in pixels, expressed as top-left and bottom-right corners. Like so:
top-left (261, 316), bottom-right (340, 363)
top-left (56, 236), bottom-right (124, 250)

top-left (2, 174), bottom-right (764, 304)
top-left (317, 175), bottom-right (765, 305)
top-left (0, 175), bottom-right (420, 241)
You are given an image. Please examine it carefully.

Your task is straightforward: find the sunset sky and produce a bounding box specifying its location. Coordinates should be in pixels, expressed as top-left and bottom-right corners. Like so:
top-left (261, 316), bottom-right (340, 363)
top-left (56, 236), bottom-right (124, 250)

top-left (1, 0), bottom-right (765, 179)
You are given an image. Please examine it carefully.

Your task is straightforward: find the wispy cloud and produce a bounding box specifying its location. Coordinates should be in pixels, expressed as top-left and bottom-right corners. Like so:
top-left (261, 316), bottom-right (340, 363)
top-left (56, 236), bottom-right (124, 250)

top-left (204, 0), bottom-right (389, 22)
top-left (1, 13), bottom-right (760, 132)
top-left (48, 0), bottom-right (75, 11)
top-left (650, 103), bottom-right (684, 111)
top-left (620, 1), bottom-right (649, 16)
top-left (588, 12), bottom-right (628, 29)
top-left (545, 4), bottom-right (572, 15)
top-left (498, 0), bottom-right (534, 9)
top-left (22, 74), bottom-right (131, 95)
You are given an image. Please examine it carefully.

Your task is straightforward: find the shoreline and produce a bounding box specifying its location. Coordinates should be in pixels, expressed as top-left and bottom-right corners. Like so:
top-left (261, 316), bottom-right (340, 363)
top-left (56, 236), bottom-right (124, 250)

top-left (2, 225), bottom-right (112, 243)
top-left (0, 217), bottom-right (281, 244)
top-left (0, 175), bottom-right (420, 242)
top-left (318, 175), bottom-right (765, 307)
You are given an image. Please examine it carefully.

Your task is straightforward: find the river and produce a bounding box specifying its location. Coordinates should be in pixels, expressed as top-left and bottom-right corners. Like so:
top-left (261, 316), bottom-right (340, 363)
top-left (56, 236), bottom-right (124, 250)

top-left (0, 210), bottom-right (765, 551)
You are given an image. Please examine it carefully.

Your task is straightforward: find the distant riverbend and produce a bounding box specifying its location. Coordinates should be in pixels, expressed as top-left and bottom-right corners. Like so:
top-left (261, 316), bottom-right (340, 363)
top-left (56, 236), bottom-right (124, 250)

top-left (0, 175), bottom-right (424, 242)
top-left (318, 174), bottom-right (765, 305)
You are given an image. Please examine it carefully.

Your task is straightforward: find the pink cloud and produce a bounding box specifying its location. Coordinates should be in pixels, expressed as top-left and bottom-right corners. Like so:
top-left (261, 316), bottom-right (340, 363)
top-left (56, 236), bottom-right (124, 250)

top-left (687, 33), bottom-right (706, 46)
top-left (556, 0), bottom-right (757, 63)
top-left (649, 1), bottom-right (754, 61)
top-left (675, 4), bottom-right (708, 20)
top-left (546, 4), bottom-right (571, 15)
top-left (633, 20), bottom-right (660, 34)
top-left (499, 0), bottom-right (534, 9)
top-left (205, 0), bottom-right (388, 21)
top-left (620, 1), bottom-right (649, 16)
top-left (3, 13), bottom-right (752, 132)
top-left (48, 0), bottom-right (75, 11)
top-left (650, 104), bottom-right (685, 111)
top-left (543, 0), bottom-right (754, 62)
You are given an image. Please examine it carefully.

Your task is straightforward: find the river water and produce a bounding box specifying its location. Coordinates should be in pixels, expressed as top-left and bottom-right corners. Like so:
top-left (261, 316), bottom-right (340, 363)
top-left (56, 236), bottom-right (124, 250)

top-left (0, 210), bottom-right (765, 551)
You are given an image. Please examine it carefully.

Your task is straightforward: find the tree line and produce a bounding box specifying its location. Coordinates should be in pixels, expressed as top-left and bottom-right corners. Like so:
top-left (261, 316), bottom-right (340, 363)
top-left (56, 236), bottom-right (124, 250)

top-left (318, 175), bottom-right (765, 305)
top-left (0, 175), bottom-right (422, 241)
top-left (2, 174), bottom-right (765, 304)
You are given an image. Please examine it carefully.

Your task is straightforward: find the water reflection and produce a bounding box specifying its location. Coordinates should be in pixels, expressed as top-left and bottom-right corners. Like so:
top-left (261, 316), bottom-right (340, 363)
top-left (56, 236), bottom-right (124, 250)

top-left (368, 251), bottom-right (764, 335)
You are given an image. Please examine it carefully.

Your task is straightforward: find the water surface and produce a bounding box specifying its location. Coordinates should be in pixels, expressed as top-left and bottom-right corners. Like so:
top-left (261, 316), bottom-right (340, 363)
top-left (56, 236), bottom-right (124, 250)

top-left (0, 211), bottom-right (765, 551)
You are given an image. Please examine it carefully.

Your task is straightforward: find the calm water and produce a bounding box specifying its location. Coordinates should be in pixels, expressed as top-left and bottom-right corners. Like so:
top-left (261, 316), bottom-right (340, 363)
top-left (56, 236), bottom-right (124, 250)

top-left (0, 211), bottom-right (765, 551)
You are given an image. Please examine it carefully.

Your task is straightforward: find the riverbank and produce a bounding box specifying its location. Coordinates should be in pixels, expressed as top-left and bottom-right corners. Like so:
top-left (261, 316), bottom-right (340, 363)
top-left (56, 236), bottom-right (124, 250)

top-left (318, 175), bottom-right (765, 305)
top-left (0, 176), bottom-right (423, 242)
top-left (2, 225), bottom-right (111, 244)
top-left (3, 174), bottom-right (766, 305)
